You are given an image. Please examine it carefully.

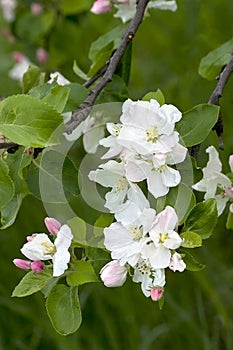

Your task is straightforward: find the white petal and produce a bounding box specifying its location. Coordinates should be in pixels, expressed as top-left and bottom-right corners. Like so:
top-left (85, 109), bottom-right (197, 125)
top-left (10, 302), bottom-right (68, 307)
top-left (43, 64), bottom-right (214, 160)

top-left (147, 171), bottom-right (169, 198)
top-left (142, 244), bottom-right (171, 269)
top-left (125, 160), bottom-right (151, 182)
top-left (161, 166), bottom-right (181, 187)
top-left (152, 206), bottom-right (178, 233)
top-left (21, 233), bottom-right (54, 261)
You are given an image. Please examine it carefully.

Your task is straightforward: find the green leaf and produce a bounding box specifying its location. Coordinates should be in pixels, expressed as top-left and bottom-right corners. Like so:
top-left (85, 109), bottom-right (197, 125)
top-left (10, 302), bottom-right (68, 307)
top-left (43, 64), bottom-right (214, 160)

top-left (22, 65), bottom-right (41, 94)
top-left (116, 42), bottom-right (132, 86)
top-left (0, 159), bottom-right (14, 210)
top-left (0, 194), bottom-right (25, 229)
top-left (199, 37), bottom-right (233, 80)
top-left (176, 104), bottom-right (219, 147)
top-left (0, 95), bottom-right (63, 147)
top-left (46, 285), bottom-right (82, 335)
top-left (183, 199), bottom-right (218, 239)
top-left (226, 210), bottom-right (233, 230)
top-left (42, 85), bottom-right (70, 113)
top-left (180, 249), bottom-right (205, 272)
top-left (73, 60), bottom-right (88, 81)
top-left (93, 214), bottom-right (114, 237)
top-left (66, 260), bottom-right (99, 287)
top-left (180, 231), bottom-right (202, 248)
top-left (63, 83), bottom-right (88, 113)
top-left (89, 24), bottom-right (126, 61)
top-left (154, 183), bottom-right (196, 225)
top-left (12, 268), bottom-right (53, 297)
top-left (97, 75), bottom-right (128, 103)
top-left (68, 216), bottom-right (87, 246)
top-left (87, 41), bottom-right (114, 78)
top-left (142, 89), bottom-right (165, 105)
top-left (59, 0), bottom-right (92, 14)
top-left (26, 150), bottom-right (79, 203)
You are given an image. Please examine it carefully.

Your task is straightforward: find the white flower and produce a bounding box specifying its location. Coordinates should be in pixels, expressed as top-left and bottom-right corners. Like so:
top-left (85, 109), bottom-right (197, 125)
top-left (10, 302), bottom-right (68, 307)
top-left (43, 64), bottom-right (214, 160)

top-left (132, 258), bottom-right (166, 297)
top-left (192, 146), bottom-right (232, 215)
top-left (117, 99), bottom-right (181, 156)
top-left (48, 72), bottom-right (70, 86)
top-left (142, 206), bottom-right (182, 269)
top-left (21, 225), bottom-right (73, 277)
top-left (99, 123), bottom-right (124, 159)
top-left (0, 0), bottom-right (17, 21)
top-left (9, 56), bottom-right (32, 82)
top-left (104, 200), bottom-right (156, 266)
top-left (88, 160), bottom-right (146, 212)
top-left (169, 252), bottom-right (186, 272)
top-left (114, 0), bottom-right (177, 23)
top-left (100, 260), bottom-right (128, 287)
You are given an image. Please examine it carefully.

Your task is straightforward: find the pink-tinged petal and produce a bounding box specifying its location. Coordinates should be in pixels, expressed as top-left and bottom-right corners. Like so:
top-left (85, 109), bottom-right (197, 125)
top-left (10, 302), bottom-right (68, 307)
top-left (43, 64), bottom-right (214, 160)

top-left (31, 261), bottom-right (44, 274)
top-left (225, 188), bottom-right (233, 199)
top-left (125, 160), bottom-right (150, 182)
top-left (114, 200), bottom-right (142, 225)
top-left (152, 206), bottom-right (178, 233)
top-left (163, 231), bottom-right (183, 249)
top-left (161, 166), bottom-right (181, 187)
top-left (229, 155), bottom-right (233, 173)
top-left (100, 260), bottom-right (127, 287)
top-left (90, 0), bottom-right (111, 14)
top-left (21, 233), bottom-right (54, 261)
top-left (13, 259), bottom-right (31, 270)
top-left (36, 48), bottom-right (48, 63)
top-left (150, 287), bottom-right (163, 301)
top-left (169, 252), bottom-right (186, 272)
top-left (44, 217), bottom-right (61, 235)
top-left (147, 171), bottom-right (168, 198)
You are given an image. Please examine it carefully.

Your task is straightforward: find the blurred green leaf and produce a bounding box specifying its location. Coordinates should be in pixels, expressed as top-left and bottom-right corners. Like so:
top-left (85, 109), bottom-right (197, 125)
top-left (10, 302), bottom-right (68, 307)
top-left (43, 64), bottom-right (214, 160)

top-left (176, 104), bottom-right (219, 147)
top-left (0, 159), bottom-right (14, 210)
top-left (93, 213), bottom-right (114, 237)
top-left (46, 285), bottom-right (82, 335)
top-left (67, 260), bottom-right (99, 287)
top-left (73, 60), bottom-right (88, 81)
top-left (142, 89), bottom-right (165, 105)
top-left (180, 231), bottom-right (202, 248)
top-left (59, 0), bottom-right (92, 14)
top-left (68, 216), bottom-right (87, 246)
top-left (116, 42), bottom-right (132, 86)
top-left (183, 199), bottom-right (218, 239)
top-left (12, 268), bottom-right (53, 297)
top-left (22, 65), bottom-right (41, 93)
top-left (43, 85), bottom-right (70, 113)
top-left (87, 41), bottom-right (113, 77)
top-left (181, 249), bottom-right (205, 271)
top-left (226, 210), bottom-right (233, 230)
top-left (199, 37), bottom-right (233, 80)
top-left (0, 95), bottom-right (63, 147)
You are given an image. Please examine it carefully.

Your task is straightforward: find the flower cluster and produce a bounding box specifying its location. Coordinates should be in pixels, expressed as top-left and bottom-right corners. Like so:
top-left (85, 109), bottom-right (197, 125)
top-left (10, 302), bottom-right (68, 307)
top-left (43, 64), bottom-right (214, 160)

top-left (89, 99), bottom-right (187, 300)
top-left (13, 218), bottom-right (73, 277)
top-left (90, 0), bottom-right (177, 23)
top-left (192, 146), bottom-right (233, 215)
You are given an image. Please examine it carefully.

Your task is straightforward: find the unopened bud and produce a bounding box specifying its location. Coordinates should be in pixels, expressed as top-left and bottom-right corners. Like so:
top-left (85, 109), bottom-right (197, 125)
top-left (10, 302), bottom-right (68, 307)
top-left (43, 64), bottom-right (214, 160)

top-left (100, 260), bottom-right (127, 287)
top-left (150, 287), bottom-right (163, 301)
top-left (44, 217), bottom-right (61, 235)
top-left (13, 259), bottom-right (31, 270)
top-left (31, 261), bottom-right (44, 274)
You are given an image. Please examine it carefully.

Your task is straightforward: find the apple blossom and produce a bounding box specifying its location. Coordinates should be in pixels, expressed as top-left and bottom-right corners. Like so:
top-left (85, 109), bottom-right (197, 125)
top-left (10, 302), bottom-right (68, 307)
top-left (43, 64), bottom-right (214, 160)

top-left (48, 72), bottom-right (70, 86)
top-left (150, 287), bottom-right (163, 301)
top-left (91, 0), bottom-right (111, 14)
top-left (31, 261), bottom-right (44, 274)
top-left (20, 224), bottom-right (73, 277)
top-left (100, 260), bottom-right (128, 287)
top-left (36, 48), bottom-right (49, 63)
top-left (9, 53), bottom-right (32, 82)
top-left (229, 155), bottom-right (233, 173)
top-left (31, 3), bottom-right (43, 15)
top-left (192, 146), bottom-right (232, 215)
top-left (169, 252), bottom-right (186, 272)
top-left (0, 0), bottom-right (17, 22)
top-left (141, 206), bottom-right (182, 269)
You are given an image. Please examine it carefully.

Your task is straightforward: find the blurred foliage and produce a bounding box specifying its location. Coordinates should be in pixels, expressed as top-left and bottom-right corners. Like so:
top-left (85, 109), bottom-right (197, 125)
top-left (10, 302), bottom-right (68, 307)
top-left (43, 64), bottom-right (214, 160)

top-left (0, 0), bottom-right (233, 349)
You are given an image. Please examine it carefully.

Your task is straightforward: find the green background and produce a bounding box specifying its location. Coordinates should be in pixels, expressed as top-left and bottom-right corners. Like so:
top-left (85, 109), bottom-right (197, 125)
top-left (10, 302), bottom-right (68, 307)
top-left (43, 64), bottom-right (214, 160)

top-left (1, 0), bottom-right (233, 349)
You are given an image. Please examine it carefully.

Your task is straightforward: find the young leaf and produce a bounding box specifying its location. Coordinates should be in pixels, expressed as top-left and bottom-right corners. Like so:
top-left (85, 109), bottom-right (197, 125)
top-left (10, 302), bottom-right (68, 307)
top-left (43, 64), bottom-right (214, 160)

top-left (199, 37), bottom-right (233, 80)
top-left (46, 285), bottom-right (82, 335)
top-left (0, 159), bottom-right (15, 210)
top-left (183, 199), bottom-right (218, 239)
top-left (115, 42), bottom-right (132, 86)
top-left (73, 60), bottom-right (88, 81)
top-left (0, 95), bottom-right (63, 147)
top-left (93, 213), bottom-right (114, 237)
top-left (68, 216), bottom-right (87, 246)
top-left (180, 231), bottom-right (202, 248)
top-left (66, 260), bottom-right (99, 287)
top-left (180, 249), bottom-right (205, 272)
top-left (0, 194), bottom-right (25, 229)
top-left (22, 65), bottom-right (41, 93)
top-left (176, 104), bottom-right (219, 147)
top-left (142, 89), bottom-right (165, 105)
top-left (226, 210), bottom-right (233, 230)
top-left (12, 268), bottom-right (53, 297)
top-left (42, 85), bottom-right (70, 113)
top-left (87, 41), bottom-right (113, 78)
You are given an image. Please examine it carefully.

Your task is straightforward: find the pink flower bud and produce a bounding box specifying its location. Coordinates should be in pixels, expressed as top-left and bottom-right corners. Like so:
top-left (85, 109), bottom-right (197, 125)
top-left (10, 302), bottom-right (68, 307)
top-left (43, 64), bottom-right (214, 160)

top-left (225, 187), bottom-right (233, 199)
top-left (229, 155), bottom-right (233, 173)
top-left (44, 217), bottom-right (62, 235)
top-left (36, 48), bottom-right (49, 63)
top-left (12, 51), bottom-right (24, 63)
top-left (31, 3), bottom-right (43, 15)
top-left (31, 261), bottom-right (44, 274)
top-left (13, 259), bottom-right (31, 270)
top-left (150, 287), bottom-right (163, 301)
top-left (91, 0), bottom-right (111, 14)
top-left (100, 260), bottom-right (127, 287)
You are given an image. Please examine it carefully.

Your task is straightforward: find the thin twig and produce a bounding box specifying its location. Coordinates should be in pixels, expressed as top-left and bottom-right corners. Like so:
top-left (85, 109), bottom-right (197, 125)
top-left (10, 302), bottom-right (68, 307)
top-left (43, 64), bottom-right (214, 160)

top-left (191, 50), bottom-right (233, 160)
top-left (65, 0), bottom-right (150, 135)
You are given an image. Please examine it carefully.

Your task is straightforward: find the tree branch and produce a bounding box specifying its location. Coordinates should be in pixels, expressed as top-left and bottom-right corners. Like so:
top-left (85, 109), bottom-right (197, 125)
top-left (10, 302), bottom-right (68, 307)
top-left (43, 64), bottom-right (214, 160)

top-left (65, 0), bottom-right (150, 135)
top-left (191, 50), bottom-right (233, 160)
top-left (0, 142), bottom-right (18, 149)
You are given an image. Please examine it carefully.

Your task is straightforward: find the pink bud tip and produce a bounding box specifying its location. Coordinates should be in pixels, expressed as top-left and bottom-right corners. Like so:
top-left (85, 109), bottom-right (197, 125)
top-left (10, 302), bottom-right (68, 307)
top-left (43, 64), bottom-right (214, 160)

top-left (150, 287), bottom-right (163, 301)
top-left (13, 259), bottom-right (31, 270)
top-left (36, 48), bottom-right (49, 63)
top-left (31, 261), bottom-right (44, 274)
top-left (31, 3), bottom-right (43, 15)
top-left (44, 217), bottom-right (62, 235)
top-left (225, 188), bottom-right (233, 199)
top-left (12, 51), bottom-right (24, 63)
top-left (90, 0), bottom-right (111, 14)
